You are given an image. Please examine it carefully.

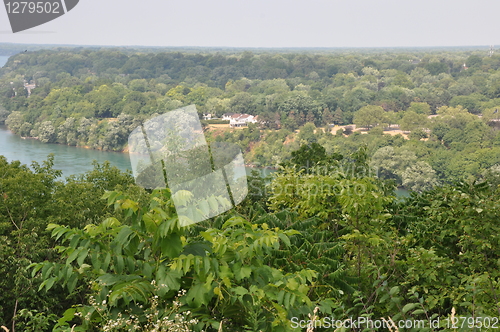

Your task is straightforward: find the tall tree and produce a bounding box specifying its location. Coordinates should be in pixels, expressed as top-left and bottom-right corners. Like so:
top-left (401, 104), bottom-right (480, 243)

top-left (322, 107), bottom-right (334, 125)
top-left (399, 111), bottom-right (428, 132)
top-left (333, 107), bottom-right (343, 124)
top-left (353, 105), bottom-right (389, 129)
top-left (407, 102), bottom-right (432, 115)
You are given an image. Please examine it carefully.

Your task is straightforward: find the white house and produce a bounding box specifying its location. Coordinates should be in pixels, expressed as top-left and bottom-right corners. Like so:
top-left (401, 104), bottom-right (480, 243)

top-left (222, 113), bottom-right (258, 127)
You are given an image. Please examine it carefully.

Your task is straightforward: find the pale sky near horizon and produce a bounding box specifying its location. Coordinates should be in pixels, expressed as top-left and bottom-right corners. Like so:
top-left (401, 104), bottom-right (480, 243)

top-left (0, 0), bottom-right (499, 48)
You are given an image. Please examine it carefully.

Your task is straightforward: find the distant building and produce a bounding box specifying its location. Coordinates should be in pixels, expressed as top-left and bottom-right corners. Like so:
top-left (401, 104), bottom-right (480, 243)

top-left (222, 113), bottom-right (235, 121)
top-left (24, 80), bottom-right (36, 97)
top-left (203, 113), bottom-right (213, 120)
top-left (222, 113), bottom-right (258, 127)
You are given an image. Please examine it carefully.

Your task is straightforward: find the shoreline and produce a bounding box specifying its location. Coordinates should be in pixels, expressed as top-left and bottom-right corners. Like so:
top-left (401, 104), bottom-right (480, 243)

top-left (5, 125), bottom-right (278, 170)
top-left (2, 125), bottom-right (130, 154)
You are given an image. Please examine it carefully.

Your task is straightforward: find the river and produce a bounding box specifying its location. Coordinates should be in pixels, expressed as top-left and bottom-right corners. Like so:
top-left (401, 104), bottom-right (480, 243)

top-left (0, 56), bottom-right (131, 177)
top-left (0, 125), bottom-right (133, 177)
top-left (0, 124), bottom-right (277, 179)
top-left (0, 55), bottom-right (9, 67)
top-left (0, 55), bottom-right (135, 177)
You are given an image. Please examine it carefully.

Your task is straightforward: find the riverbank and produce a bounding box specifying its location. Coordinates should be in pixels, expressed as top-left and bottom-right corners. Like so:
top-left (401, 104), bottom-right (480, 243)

top-left (0, 125), bottom-right (133, 178)
top-left (0, 125), bottom-right (280, 179)
top-left (4, 124), bottom-right (279, 170)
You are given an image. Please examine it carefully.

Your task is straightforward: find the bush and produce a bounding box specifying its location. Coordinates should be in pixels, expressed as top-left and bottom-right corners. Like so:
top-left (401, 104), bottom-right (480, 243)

top-left (369, 126), bottom-right (384, 136)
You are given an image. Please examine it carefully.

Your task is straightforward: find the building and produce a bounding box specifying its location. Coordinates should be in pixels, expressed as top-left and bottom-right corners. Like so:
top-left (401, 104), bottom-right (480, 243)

top-left (222, 113), bottom-right (258, 127)
top-left (24, 81), bottom-right (36, 97)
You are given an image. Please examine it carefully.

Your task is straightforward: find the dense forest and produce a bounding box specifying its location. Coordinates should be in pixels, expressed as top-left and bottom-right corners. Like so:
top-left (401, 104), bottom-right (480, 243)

top-left (2, 46), bottom-right (500, 331)
top-left (1, 147), bottom-right (500, 331)
top-left (1, 47), bottom-right (500, 190)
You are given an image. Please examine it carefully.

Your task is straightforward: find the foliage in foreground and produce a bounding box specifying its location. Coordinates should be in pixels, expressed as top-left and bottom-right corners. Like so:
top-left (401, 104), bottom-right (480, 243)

top-left (264, 145), bottom-right (500, 329)
top-left (0, 156), bottom-right (141, 332)
top-left (3, 148), bottom-right (500, 331)
top-left (32, 189), bottom-right (319, 331)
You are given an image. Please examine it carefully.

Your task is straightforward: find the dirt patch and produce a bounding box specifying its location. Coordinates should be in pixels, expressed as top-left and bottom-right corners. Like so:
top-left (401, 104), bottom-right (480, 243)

top-left (208, 124), bottom-right (230, 129)
top-left (283, 134), bottom-right (295, 145)
top-left (327, 124), bottom-right (409, 139)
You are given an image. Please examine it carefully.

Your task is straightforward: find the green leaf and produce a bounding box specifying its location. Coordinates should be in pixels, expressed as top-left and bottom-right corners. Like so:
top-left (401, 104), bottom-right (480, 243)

top-left (114, 227), bottom-right (134, 248)
top-left (102, 252), bottom-right (111, 272)
top-left (121, 199), bottom-right (138, 211)
top-left (102, 217), bottom-right (121, 229)
top-left (77, 248), bottom-right (89, 267)
top-left (69, 234), bottom-right (82, 249)
top-left (158, 218), bottom-right (180, 237)
top-left (286, 278), bottom-right (299, 291)
top-left (203, 256), bottom-right (211, 275)
top-left (67, 274), bottom-right (78, 293)
top-left (277, 233), bottom-right (291, 247)
top-left (126, 256), bottom-right (135, 273)
top-left (41, 263), bottom-right (54, 280)
top-left (47, 223), bottom-right (59, 231)
top-left (109, 279), bottom-right (152, 305)
top-left (165, 273), bottom-right (182, 292)
top-left (91, 250), bottom-right (101, 271)
top-left (402, 303), bottom-right (418, 314)
top-left (220, 264), bottom-right (233, 278)
top-left (232, 286), bottom-right (248, 297)
top-left (412, 309), bottom-right (426, 315)
top-left (97, 274), bottom-right (125, 286)
top-left (389, 286), bottom-right (400, 296)
top-left (39, 276), bottom-right (57, 292)
top-left (56, 308), bottom-right (76, 328)
top-left (185, 282), bottom-right (211, 307)
top-left (30, 263), bottom-right (44, 278)
top-left (284, 292), bottom-right (291, 309)
top-left (114, 255), bottom-right (124, 274)
top-left (200, 231), bottom-right (214, 243)
top-left (160, 233), bottom-right (183, 259)
top-left (183, 254), bottom-right (193, 272)
top-left (234, 266), bottom-right (252, 281)
top-left (142, 262), bottom-right (153, 279)
top-left (142, 214), bottom-right (157, 233)
top-left (277, 290), bottom-right (285, 304)
top-left (66, 248), bottom-right (80, 265)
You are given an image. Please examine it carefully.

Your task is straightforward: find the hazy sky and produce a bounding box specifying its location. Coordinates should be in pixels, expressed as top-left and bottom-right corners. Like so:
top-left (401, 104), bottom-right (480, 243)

top-left (0, 0), bottom-right (499, 48)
